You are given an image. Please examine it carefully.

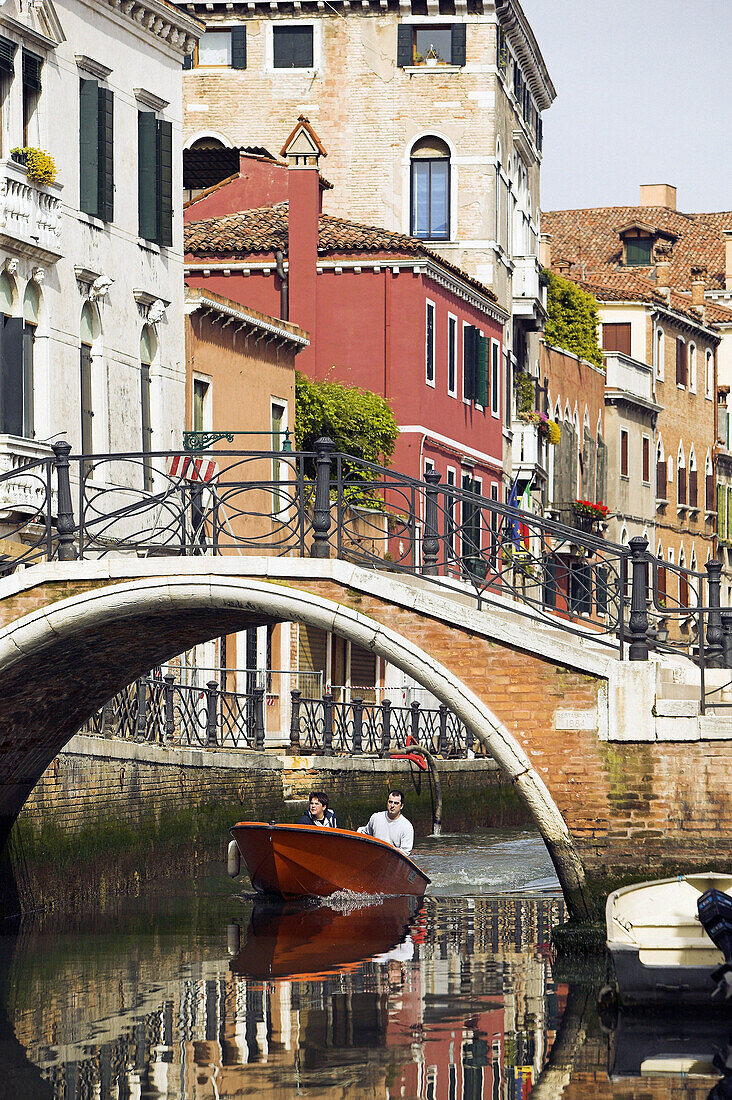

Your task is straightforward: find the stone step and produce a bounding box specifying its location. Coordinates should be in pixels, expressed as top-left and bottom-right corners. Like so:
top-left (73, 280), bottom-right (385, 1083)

top-left (656, 682), bottom-right (703, 701)
top-left (654, 698), bottom-right (699, 718)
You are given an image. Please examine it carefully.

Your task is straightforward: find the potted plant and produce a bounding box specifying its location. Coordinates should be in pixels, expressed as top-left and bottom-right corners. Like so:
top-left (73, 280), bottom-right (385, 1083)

top-left (516, 409), bottom-right (561, 445)
top-left (10, 147), bottom-right (57, 186)
top-left (571, 499), bottom-right (609, 533)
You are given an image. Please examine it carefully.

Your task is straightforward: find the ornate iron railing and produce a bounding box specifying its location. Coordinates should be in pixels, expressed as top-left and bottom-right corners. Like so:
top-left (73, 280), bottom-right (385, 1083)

top-left (1, 438), bottom-right (730, 694)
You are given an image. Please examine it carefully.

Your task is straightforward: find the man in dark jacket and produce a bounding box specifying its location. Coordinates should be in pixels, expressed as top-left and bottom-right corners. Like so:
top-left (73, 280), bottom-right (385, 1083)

top-left (298, 791), bottom-right (337, 828)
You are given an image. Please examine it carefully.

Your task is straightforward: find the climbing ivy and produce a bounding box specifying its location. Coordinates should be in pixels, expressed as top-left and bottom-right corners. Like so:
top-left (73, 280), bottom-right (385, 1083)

top-left (543, 270), bottom-right (604, 369)
top-left (295, 371), bottom-right (398, 501)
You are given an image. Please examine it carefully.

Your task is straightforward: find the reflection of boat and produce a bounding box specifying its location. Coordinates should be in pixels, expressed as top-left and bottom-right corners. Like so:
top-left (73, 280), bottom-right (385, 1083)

top-left (609, 1009), bottom-right (732, 1080)
top-left (231, 894), bottom-right (421, 979)
top-left (230, 822), bottom-right (430, 899)
top-left (607, 872), bottom-right (732, 1005)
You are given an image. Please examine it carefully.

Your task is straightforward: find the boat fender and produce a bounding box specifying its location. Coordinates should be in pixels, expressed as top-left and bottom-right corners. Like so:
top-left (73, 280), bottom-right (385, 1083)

top-left (227, 839), bottom-right (241, 878)
top-left (227, 921), bottom-right (241, 957)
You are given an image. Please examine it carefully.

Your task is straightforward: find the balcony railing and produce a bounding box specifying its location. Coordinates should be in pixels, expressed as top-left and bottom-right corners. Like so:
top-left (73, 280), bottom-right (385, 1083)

top-left (603, 351), bottom-right (654, 403)
top-left (0, 158), bottom-right (63, 263)
top-left (512, 255), bottom-right (545, 323)
top-left (511, 421), bottom-right (547, 477)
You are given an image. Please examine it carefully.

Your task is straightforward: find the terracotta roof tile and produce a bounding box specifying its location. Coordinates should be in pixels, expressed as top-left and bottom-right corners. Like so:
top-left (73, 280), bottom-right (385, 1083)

top-left (573, 270), bottom-right (723, 333)
top-left (184, 202), bottom-right (499, 303)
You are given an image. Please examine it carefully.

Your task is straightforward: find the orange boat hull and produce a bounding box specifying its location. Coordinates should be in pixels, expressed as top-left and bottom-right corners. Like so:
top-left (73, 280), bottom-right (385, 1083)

top-left (231, 894), bottom-right (421, 979)
top-left (230, 822), bottom-right (430, 899)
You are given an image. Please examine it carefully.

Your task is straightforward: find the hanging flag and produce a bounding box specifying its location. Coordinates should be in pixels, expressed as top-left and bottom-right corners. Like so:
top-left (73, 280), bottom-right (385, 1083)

top-left (506, 477), bottom-right (521, 549)
top-left (519, 476), bottom-right (534, 551)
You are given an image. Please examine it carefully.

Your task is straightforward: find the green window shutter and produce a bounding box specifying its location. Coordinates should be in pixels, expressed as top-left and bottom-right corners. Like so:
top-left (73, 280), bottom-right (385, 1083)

top-left (79, 78), bottom-right (99, 217)
top-left (156, 118), bottom-right (173, 247)
top-left (718, 484), bottom-right (726, 540)
top-left (182, 50), bottom-right (193, 70)
top-left (451, 24), bottom-right (466, 66)
top-left (476, 335), bottom-right (490, 407)
top-left (138, 111), bottom-right (157, 240)
top-left (397, 25), bottom-right (412, 67)
top-left (231, 26), bottom-right (246, 69)
top-left (0, 36), bottom-right (16, 75)
top-left (463, 326), bottom-right (474, 400)
top-left (0, 316), bottom-right (25, 436)
top-left (98, 86), bottom-right (114, 223)
top-left (727, 486), bottom-right (732, 542)
top-left (22, 50), bottom-right (42, 91)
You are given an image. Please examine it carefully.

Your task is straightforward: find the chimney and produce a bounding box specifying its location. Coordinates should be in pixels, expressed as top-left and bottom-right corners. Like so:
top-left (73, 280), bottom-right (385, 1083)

top-left (539, 232), bottom-right (552, 268)
top-left (640, 183), bottom-right (677, 210)
top-left (725, 230), bottom-right (732, 292)
top-left (690, 265), bottom-right (706, 308)
top-left (654, 242), bottom-right (672, 302)
top-left (281, 117), bottom-right (326, 371)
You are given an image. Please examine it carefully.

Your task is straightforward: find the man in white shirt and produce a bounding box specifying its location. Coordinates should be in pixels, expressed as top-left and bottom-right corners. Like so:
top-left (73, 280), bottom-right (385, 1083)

top-left (358, 790), bottom-right (414, 854)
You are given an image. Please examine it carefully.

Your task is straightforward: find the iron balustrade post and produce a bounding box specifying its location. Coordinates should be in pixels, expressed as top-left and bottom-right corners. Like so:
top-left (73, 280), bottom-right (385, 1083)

top-left (410, 700), bottom-right (421, 744)
top-left (438, 703), bottom-right (448, 756)
top-left (380, 699), bottom-right (391, 757)
top-left (253, 687), bottom-right (266, 750)
top-left (289, 689), bottom-right (302, 750)
top-left (52, 440), bottom-right (77, 561)
top-left (322, 692), bottom-right (334, 756)
top-left (721, 610), bottom-right (732, 670)
top-left (311, 436), bottom-right (334, 559)
top-left (206, 680), bottom-right (219, 747)
top-left (705, 558), bottom-right (724, 669)
top-left (422, 469), bottom-right (441, 576)
top-left (163, 673), bottom-right (175, 744)
top-left (352, 697), bottom-right (363, 754)
top-left (464, 718), bottom-right (472, 756)
top-left (135, 679), bottom-right (148, 740)
top-left (628, 536), bottom-right (649, 661)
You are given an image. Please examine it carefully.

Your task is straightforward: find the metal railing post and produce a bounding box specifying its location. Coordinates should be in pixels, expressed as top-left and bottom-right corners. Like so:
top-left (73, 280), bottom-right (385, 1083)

top-left (705, 558), bottom-right (724, 669)
top-left (380, 699), bottom-right (391, 757)
top-left (628, 536), bottom-right (649, 661)
top-left (52, 440), bottom-right (77, 561)
top-left (422, 469), bottom-right (441, 576)
top-left (206, 680), bottom-right (219, 747)
top-left (352, 697), bottom-right (363, 754)
top-left (289, 689), bottom-right (301, 751)
top-left (254, 686), bottom-right (266, 750)
top-left (135, 678), bottom-right (148, 740)
top-left (721, 610), bottom-right (732, 670)
top-left (311, 436), bottom-right (334, 559)
top-left (438, 703), bottom-right (448, 756)
top-left (163, 673), bottom-right (175, 744)
top-left (410, 700), bottom-right (421, 744)
top-left (322, 692), bottom-right (334, 756)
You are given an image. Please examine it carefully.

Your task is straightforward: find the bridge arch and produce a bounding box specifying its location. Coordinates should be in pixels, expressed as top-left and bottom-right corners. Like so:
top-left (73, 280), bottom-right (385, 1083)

top-left (0, 572), bottom-right (590, 917)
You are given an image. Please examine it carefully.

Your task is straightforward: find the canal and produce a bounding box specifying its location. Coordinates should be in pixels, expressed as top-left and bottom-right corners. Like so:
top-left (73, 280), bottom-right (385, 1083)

top-left (0, 828), bottom-right (724, 1099)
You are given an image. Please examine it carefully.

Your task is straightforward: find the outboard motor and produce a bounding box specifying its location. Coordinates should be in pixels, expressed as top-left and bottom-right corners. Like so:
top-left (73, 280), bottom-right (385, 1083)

top-left (698, 889), bottom-right (732, 1000)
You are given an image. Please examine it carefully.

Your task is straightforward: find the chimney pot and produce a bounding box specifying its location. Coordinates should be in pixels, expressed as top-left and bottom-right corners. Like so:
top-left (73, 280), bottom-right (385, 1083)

top-left (640, 183), bottom-right (677, 211)
top-left (690, 265), bottom-right (707, 308)
top-left (539, 233), bottom-right (552, 268)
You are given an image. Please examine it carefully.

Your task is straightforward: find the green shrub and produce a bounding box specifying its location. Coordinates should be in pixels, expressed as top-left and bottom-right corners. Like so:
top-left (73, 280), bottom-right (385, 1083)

top-left (544, 270), bottom-right (603, 369)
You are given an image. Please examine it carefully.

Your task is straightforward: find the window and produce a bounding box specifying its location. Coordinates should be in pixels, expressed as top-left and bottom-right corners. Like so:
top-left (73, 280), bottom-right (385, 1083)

top-left (410, 137), bottom-right (450, 240)
top-left (447, 314), bottom-right (457, 397)
top-left (193, 377), bottom-right (210, 432)
top-left (273, 25), bottom-right (313, 68)
top-left (425, 300), bottom-right (435, 386)
top-left (21, 281), bottom-right (39, 439)
top-left (271, 399), bottom-right (286, 512)
top-left (625, 236), bottom-right (652, 266)
top-left (656, 326), bottom-right (665, 380)
top-left (689, 451), bottom-right (698, 509)
top-left (706, 350), bottom-right (714, 398)
top-left (620, 428), bottom-right (629, 477)
top-left (80, 302), bottom-right (100, 471)
top-left (22, 50), bottom-right (42, 146)
top-left (0, 272), bottom-right (22, 437)
top-left (642, 435), bottom-right (650, 484)
top-left (140, 326), bottom-right (155, 491)
top-left (446, 467), bottom-right (457, 557)
top-left (462, 324), bottom-right (486, 404)
top-left (678, 450), bottom-right (687, 506)
top-left (396, 24), bottom-right (466, 67)
top-left (490, 339), bottom-right (500, 417)
top-left (138, 111), bottom-right (172, 246)
top-left (0, 37), bottom-right (16, 159)
top-left (689, 343), bottom-right (697, 393)
top-left (602, 322), bottom-right (631, 356)
top-left (199, 31), bottom-right (229, 66)
top-left (676, 338), bottom-right (687, 386)
top-left (79, 79), bottom-right (114, 222)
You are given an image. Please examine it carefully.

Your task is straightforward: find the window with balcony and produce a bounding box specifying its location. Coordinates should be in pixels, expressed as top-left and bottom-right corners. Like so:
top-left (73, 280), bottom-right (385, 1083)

top-left (397, 24), bottom-right (466, 67)
top-left (80, 78), bottom-right (114, 222)
top-left (22, 50), bottom-right (42, 147)
top-left (138, 110), bottom-right (172, 246)
top-left (410, 136), bottom-right (450, 241)
top-left (273, 25), bottom-right (314, 68)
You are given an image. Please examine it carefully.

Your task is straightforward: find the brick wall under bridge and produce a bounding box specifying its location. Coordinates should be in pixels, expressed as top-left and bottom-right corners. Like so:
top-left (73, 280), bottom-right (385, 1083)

top-left (0, 555), bottom-right (729, 920)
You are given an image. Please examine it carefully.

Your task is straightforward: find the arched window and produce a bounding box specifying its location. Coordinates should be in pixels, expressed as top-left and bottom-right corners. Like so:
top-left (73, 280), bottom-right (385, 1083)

top-left (688, 447), bottom-right (698, 508)
top-left (656, 437), bottom-right (666, 500)
top-left (0, 270), bottom-right (28, 437)
top-left (706, 349), bottom-right (714, 398)
top-left (20, 281), bottom-right (41, 438)
top-left (410, 136), bottom-right (450, 241)
top-left (140, 325), bottom-right (157, 491)
top-left (689, 342), bottom-right (697, 393)
top-left (80, 301), bottom-right (101, 463)
top-left (655, 326), bottom-right (665, 381)
top-left (677, 443), bottom-right (687, 507)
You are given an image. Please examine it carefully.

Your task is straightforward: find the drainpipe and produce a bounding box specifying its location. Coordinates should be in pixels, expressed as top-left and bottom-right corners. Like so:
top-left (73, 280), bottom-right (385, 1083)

top-left (274, 250), bottom-right (288, 321)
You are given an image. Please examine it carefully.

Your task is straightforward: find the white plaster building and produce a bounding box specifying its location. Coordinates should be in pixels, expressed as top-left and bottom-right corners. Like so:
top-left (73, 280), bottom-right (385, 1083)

top-left (0, 0), bottom-right (200, 516)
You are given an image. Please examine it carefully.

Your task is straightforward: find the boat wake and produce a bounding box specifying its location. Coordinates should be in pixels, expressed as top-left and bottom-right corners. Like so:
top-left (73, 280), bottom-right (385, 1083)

top-left (316, 890), bottom-right (390, 912)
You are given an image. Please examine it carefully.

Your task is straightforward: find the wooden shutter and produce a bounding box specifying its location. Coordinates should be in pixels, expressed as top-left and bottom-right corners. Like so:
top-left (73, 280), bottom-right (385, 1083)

top-left (601, 322), bottom-right (631, 355)
top-left (0, 316), bottom-right (24, 436)
top-left (689, 469), bottom-right (698, 508)
top-left (707, 473), bottom-right (715, 511)
top-left (138, 111), bottom-right (157, 240)
top-left (451, 23), bottom-right (466, 66)
top-left (620, 429), bottom-right (628, 477)
top-left (678, 466), bottom-right (687, 505)
top-left (463, 326), bottom-right (477, 401)
top-left (397, 24), bottom-right (412, 67)
top-left (425, 303), bottom-right (434, 382)
top-left (299, 624), bottom-right (327, 678)
top-left (476, 335), bottom-right (490, 407)
top-left (656, 460), bottom-right (667, 499)
top-left (0, 36), bottom-right (15, 74)
top-left (156, 118), bottom-right (173, 247)
top-left (22, 51), bottom-right (42, 91)
top-left (98, 86), bottom-right (114, 222)
top-left (676, 339), bottom-right (687, 386)
top-left (350, 644), bottom-right (376, 700)
top-left (231, 26), bottom-right (247, 69)
top-left (642, 436), bottom-right (650, 483)
top-left (79, 78), bottom-right (99, 217)
top-left (718, 484), bottom-right (726, 539)
top-left (22, 323), bottom-right (34, 438)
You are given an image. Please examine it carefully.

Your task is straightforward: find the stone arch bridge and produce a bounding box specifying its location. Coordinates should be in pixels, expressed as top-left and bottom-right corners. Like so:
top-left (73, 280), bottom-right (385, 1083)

top-left (0, 555), bottom-right (729, 920)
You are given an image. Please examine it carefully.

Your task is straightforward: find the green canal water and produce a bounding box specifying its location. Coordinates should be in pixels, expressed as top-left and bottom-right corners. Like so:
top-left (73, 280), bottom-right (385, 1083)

top-left (0, 827), bottom-right (725, 1099)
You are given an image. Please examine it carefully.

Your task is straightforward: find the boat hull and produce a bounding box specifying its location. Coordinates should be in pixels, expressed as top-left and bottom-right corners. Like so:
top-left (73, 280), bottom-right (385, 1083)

top-left (230, 822), bottom-right (430, 899)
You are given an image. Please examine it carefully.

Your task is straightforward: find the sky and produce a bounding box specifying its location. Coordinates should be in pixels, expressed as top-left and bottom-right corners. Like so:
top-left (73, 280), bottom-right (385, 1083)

top-left (518, 0), bottom-right (732, 214)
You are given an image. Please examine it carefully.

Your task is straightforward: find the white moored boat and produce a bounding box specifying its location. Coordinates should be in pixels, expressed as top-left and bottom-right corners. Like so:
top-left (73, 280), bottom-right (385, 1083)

top-left (606, 872), bottom-right (732, 1005)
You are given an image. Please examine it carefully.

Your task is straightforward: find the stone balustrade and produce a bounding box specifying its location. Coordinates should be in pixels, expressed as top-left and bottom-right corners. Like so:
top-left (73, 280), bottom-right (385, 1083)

top-left (0, 158), bottom-right (63, 263)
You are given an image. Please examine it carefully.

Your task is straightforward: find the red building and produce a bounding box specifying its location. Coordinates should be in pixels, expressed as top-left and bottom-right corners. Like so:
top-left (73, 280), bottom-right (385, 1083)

top-left (184, 118), bottom-right (508, 496)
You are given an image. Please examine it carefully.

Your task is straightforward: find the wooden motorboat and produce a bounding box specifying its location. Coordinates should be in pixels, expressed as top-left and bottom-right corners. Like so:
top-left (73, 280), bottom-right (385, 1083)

top-left (230, 821), bottom-right (430, 899)
top-left (606, 872), bottom-right (732, 1005)
top-left (231, 894), bottom-right (421, 980)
